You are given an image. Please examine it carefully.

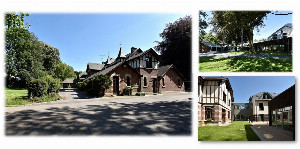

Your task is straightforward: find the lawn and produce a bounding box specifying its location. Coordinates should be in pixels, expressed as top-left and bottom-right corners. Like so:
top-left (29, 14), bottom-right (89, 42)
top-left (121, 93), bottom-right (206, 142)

top-left (198, 121), bottom-right (260, 141)
top-left (228, 51), bottom-right (292, 55)
top-left (199, 57), bottom-right (292, 72)
top-left (5, 88), bottom-right (60, 106)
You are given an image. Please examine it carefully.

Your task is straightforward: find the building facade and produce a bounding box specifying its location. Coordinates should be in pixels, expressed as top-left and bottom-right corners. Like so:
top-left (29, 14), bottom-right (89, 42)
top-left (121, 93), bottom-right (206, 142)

top-left (231, 103), bottom-right (252, 121)
top-left (251, 92), bottom-right (279, 121)
top-left (83, 47), bottom-right (185, 95)
top-left (198, 76), bottom-right (234, 126)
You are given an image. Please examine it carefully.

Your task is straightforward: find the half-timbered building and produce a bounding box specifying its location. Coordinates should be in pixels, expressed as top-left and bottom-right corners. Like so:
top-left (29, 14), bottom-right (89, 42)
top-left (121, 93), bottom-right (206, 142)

top-left (85, 47), bottom-right (185, 95)
top-left (198, 76), bottom-right (234, 126)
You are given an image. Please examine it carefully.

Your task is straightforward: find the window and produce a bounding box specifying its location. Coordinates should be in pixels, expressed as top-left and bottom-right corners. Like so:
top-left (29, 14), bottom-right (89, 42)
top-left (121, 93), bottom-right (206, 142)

top-left (143, 77), bottom-right (147, 87)
top-left (162, 77), bottom-right (165, 87)
top-left (205, 107), bottom-right (214, 120)
top-left (177, 78), bottom-right (181, 87)
top-left (223, 92), bottom-right (226, 102)
top-left (126, 76), bottom-right (131, 86)
top-left (259, 103), bottom-right (264, 111)
top-left (145, 57), bottom-right (152, 68)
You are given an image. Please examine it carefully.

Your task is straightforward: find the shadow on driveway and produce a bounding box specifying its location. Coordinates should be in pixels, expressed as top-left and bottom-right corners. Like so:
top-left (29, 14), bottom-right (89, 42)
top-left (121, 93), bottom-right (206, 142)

top-left (6, 100), bottom-right (191, 135)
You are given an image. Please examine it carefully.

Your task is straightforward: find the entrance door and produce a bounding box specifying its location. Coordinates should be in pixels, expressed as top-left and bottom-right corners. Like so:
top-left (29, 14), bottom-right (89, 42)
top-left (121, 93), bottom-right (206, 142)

top-left (113, 76), bottom-right (119, 95)
top-left (152, 78), bottom-right (158, 93)
top-left (260, 114), bottom-right (264, 121)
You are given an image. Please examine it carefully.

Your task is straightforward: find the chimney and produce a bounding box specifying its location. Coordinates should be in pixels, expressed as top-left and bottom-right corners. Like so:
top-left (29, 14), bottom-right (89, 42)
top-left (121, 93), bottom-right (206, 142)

top-left (131, 47), bottom-right (137, 53)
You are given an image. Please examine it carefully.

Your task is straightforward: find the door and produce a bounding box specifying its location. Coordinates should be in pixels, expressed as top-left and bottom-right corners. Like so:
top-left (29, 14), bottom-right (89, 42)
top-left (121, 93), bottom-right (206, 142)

top-left (260, 114), bottom-right (264, 121)
top-left (152, 78), bottom-right (158, 93)
top-left (113, 76), bottom-right (119, 95)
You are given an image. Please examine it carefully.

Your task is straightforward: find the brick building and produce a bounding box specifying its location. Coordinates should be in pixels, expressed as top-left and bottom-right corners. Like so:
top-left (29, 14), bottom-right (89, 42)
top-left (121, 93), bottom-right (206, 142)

top-left (83, 47), bottom-right (185, 95)
top-left (198, 76), bottom-right (234, 126)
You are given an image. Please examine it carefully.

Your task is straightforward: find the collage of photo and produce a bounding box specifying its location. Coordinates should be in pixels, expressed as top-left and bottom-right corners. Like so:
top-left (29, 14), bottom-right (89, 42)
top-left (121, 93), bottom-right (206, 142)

top-left (1, 2), bottom-right (298, 149)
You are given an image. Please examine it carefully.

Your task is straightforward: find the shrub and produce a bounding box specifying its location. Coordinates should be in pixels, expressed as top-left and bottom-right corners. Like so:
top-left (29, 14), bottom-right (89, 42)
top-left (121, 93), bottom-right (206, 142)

top-left (76, 82), bottom-right (84, 90)
top-left (27, 78), bottom-right (48, 97)
top-left (85, 74), bottom-right (112, 97)
top-left (123, 87), bottom-right (133, 95)
top-left (43, 75), bottom-right (60, 94)
top-left (135, 92), bottom-right (145, 96)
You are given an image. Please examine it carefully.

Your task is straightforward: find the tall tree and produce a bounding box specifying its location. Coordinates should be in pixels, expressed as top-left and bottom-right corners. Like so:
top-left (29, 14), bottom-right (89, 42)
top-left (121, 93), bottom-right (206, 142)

top-left (199, 11), bottom-right (208, 41)
top-left (53, 62), bottom-right (76, 81)
top-left (155, 16), bottom-right (191, 89)
top-left (211, 11), bottom-right (270, 52)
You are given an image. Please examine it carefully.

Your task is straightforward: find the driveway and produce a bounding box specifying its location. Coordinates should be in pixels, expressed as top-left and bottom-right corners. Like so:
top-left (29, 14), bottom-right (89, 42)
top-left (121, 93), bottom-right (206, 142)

top-left (5, 89), bottom-right (191, 135)
top-left (199, 52), bottom-right (292, 59)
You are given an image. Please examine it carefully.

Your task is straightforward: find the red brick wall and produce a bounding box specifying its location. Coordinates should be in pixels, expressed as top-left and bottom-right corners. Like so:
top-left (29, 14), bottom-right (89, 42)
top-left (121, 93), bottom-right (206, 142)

top-left (200, 43), bottom-right (211, 53)
top-left (139, 68), bottom-right (158, 92)
top-left (159, 68), bottom-right (185, 92)
top-left (106, 63), bottom-right (140, 94)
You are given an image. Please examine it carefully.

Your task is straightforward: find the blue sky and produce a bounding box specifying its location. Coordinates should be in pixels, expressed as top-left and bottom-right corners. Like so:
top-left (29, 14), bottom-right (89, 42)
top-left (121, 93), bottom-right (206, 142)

top-left (203, 11), bottom-right (292, 41)
top-left (24, 13), bottom-right (187, 71)
top-left (224, 76), bottom-right (295, 103)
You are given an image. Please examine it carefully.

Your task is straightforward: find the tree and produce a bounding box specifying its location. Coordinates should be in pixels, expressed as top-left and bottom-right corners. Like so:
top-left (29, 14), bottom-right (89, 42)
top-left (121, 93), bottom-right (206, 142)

top-left (155, 16), bottom-right (191, 89)
top-left (85, 74), bottom-right (112, 97)
top-left (211, 11), bottom-right (270, 52)
top-left (53, 62), bottom-right (76, 81)
top-left (248, 96), bottom-right (252, 103)
top-left (199, 11), bottom-right (208, 41)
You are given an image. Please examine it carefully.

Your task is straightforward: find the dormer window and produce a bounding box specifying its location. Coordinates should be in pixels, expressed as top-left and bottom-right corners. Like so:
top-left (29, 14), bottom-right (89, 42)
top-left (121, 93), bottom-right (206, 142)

top-left (145, 57), bottom-right (152, 68)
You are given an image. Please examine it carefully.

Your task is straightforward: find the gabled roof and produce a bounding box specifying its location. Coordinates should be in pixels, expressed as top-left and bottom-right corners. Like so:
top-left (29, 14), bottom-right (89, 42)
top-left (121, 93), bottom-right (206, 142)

top-left (87, 63), bottom-right (105, 71)
top-left (61, 78), bottom-right (78, 83)
top-left (79, 71), bottom-right (87, 78)
top-left (158, 64), bottom-right (185, 79)
top-left (251, 92), bottom-right (280, 100)
top-left (127, 48), bottom-right (160, 61)
top-left (201, 42), bottom-right (221, 47)
top-left (125, 48), bottom-right (143, 58)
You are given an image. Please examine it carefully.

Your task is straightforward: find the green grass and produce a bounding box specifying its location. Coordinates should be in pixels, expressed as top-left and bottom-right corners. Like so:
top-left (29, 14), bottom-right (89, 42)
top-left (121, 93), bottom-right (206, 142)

top-left (199, 57), bottom-right (292, 72)
top-left (198, 121), bottom-right (260, 141)
top-left (228, 51), bottom-right (292, 55)
top-left (5, 88), bottom-right (60, 106)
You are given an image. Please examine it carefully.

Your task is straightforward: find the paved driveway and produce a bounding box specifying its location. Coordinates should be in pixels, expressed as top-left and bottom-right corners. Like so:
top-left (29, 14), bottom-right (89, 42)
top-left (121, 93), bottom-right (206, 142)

top-left (6, 89), bottom-right (191, 135)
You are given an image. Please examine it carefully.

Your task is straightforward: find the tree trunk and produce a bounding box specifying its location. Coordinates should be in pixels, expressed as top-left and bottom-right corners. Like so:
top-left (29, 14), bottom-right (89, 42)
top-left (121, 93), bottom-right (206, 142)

top-left (249, 27), bottom-right (254, 53)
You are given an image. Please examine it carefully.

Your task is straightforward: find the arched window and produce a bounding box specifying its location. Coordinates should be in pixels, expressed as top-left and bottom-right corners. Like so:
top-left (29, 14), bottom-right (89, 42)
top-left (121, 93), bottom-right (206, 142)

top-left (177, 78), bottom-right (181, 87)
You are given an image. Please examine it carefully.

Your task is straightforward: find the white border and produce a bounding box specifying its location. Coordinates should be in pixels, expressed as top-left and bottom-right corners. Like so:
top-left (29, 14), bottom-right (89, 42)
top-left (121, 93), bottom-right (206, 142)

top-left (1, 0), bottom-right (300, 149)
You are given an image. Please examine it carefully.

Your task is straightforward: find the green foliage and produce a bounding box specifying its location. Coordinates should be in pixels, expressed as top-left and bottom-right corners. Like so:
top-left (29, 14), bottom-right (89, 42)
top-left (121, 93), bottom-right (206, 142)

top-left (42, 75), bottom-right (60, 94)
top-left (155, 16), bottom-right (191, 82)
top-left (200, 31), bottom-right (221, 43)
top-left (199, 56), bottom-right (292, 72)
top-left (76, 82), bottom-right (84, 90)
top-left (135, 92), bottom-right (146, 96)
top-left (123, 87), bottom-right (133, 95)
top-left (27, 78), bottom-right (48, 97)
top-left (199, 11), bottom-right (208, 38)
top-left (85, 74), bottom-right (112, 97)
top-left (5, 88), bottom-right (60, 106)
top-left (53, 62), bottom-right (76, 81)
top-left (211, 11), bottom-right (270, 51)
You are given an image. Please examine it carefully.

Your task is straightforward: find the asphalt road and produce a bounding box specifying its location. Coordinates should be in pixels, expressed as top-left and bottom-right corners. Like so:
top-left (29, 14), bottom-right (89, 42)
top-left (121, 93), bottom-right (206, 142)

top-left (6, 89), bottom-right (192, 136)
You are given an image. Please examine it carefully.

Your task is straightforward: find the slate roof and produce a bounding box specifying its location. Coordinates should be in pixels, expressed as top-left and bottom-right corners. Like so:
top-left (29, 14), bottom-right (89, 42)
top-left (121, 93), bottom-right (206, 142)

top-left (117, 48), bottom-right (126, 58)
top-left (79, 71), bottom-right (87, 78)
top-left (88, 63), bottom-right (105, 70)
top-left (201, 42), bottom-right (221, 47)
top-left (61, 78), bottom-right (78, 83)
top-left (251, 92), bottom-right (280, 100)
top-left (85, 48), bottom-right (159, 80)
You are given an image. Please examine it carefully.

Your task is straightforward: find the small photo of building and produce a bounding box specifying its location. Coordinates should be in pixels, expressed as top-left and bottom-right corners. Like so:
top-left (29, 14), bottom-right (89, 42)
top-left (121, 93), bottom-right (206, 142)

top-left (198, 76), bottom-right (295, 141)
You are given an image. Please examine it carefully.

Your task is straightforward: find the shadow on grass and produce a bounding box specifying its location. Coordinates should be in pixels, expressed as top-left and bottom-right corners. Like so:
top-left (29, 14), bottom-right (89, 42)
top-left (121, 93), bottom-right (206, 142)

top-left (6, 100), bottom-right (191, 135)
top-left (199, 57), bottom-right (292, 72)
top-left (244, 124), bottom-right (261, 141)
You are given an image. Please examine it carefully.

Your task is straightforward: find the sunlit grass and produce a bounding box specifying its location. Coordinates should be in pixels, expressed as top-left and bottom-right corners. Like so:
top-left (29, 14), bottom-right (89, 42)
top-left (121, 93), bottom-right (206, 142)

top-left (198, 121), bottom-right (260, 141)
top-left (228, 51), bottom-right (292, 55)
top-left (199, 57), bottom-right (292, 72)
top-left (5, 88), bottom-right (60, 106)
